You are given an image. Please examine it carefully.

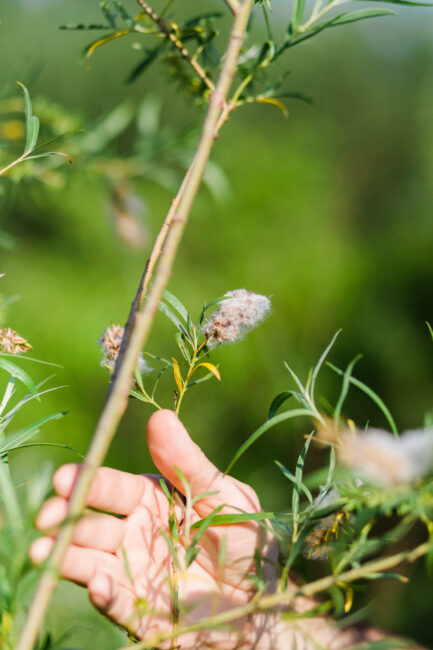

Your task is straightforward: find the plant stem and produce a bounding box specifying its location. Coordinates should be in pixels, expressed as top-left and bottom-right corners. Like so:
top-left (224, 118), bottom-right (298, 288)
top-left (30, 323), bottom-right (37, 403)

top-left (136, 0), bottom-right (216, 93)
top-left (120, 541), bottom-right (430, 649)
top-left (0, 155), bottom-right (26, 177)
top-left (16, 3), bottom-right (254, 649)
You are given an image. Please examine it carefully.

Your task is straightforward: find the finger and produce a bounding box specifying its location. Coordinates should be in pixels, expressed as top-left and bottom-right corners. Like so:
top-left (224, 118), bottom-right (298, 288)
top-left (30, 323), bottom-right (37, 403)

top-left (53, 464), bottom-right (147, 515)
top-left (88, 572), bottom-right (138, 633)
top-left (30, 537), bottom-right (123, 586)
top-left (36, 496), bottom-right (126, 553)
top-left (146, 410), bottom-right (261, 515)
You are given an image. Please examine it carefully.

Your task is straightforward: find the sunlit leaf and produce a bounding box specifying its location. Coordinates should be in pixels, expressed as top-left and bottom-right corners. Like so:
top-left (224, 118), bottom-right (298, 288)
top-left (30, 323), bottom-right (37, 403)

top-left (191, 362), bottom-right (221, 381)
top-left (171, 357), bottom-right (183, 394)
top-left (256, 96), bottom-right (288, 116)
top-left (0, 412), bottom-right (66, 455)
top-left (0, 357), bottom-right (37, 395)
top-left (191, 510), bottom-right (276, 529)
top-left (84, 30), bottom-right (132, 61)
top-left (163, 290), bottom-right (189, 323)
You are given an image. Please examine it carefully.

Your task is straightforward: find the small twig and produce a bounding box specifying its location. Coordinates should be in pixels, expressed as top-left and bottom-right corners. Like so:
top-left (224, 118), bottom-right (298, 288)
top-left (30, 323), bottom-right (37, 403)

top-left (16, 3), bottom-right (254, 649)
top-left (136, 0), bottom-right (215, 93)
top-left (119, 541), bottom-right (430, 649)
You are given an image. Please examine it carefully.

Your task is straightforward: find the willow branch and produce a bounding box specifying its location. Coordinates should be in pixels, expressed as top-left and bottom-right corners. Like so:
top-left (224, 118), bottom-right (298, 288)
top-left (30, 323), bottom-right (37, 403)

top-left (136, 0), bottom-right (215, 92)
top-left (121, 541), bottom-right (430, 649)
top-left (224, 0), bottom-right (241, 14)
top-left (16, 3), bottom-right (254, 649)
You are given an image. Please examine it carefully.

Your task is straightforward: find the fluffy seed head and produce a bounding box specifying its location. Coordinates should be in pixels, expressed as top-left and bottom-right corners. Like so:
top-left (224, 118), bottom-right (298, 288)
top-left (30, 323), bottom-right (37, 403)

top-left (0, 327), bottom-right (33, 354)
top-left (202, 289), bottom-right (271, 345)
top-left (98, 324), bottom-right (150, 374)
top-left (337, 427), bottom-right (433, 486)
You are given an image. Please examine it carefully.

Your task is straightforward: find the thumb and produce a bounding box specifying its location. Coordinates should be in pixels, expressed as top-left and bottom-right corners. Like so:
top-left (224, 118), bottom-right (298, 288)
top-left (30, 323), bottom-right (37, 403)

top-left (146, 409), bottom-right (259, 515)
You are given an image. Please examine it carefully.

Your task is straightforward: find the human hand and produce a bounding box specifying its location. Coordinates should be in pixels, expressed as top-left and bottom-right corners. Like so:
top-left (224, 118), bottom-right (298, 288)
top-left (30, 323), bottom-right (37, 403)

top-left (30, 410), bottom-right (275, 648)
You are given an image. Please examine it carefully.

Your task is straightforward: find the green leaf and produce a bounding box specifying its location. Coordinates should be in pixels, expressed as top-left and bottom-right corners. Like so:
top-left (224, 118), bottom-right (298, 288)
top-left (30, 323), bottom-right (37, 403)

top-left (16, 82), bottom-right (34, 154)
top-left (24, 151), bottom-right (72, 164)
top-left (292, 431), bottom-right (314, 536)
top-left (198, 295), bottom-right (228, 326)
top-left (175, 332), bottom-right (191, 363)
top-left (126, 47), bottom-right (162, 84)
top-left (316, 9), bottom-right (397, 29)
top-left (275, 460), bottom-right (313, 503)
top-left (333, 354), bottom-right (362, 427)
top-left (0, 412), bottom-right (66, 455)
top-left (288, 0), bottom-right (306, 33)
top-left (190, 510), bottom-right (276, 529)
top-left (327, 362), bottom-right (398, 435)
top-left (426, 321), bottom-right (433, 343)
top-left (225, 408), bottom-right (313, 474)
top-left (26, 116), bottom-right (40, 153)
top-left (158, 302), bottom-right (191, 339)
top-left (0, 357), bottom-right (37, 395)
top-left (163, 290), bottom-right (189, 323)
top-left (268, 391), bottom-right (293, 419)
top-left (309, 330), bottom-right (341, 402)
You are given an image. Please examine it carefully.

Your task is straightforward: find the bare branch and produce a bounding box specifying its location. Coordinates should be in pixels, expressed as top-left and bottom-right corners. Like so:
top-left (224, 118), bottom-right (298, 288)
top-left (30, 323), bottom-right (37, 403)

top-left (136, 0), bottom-right (215, 92)
top-left (16, 2), bottom-right (254, 649)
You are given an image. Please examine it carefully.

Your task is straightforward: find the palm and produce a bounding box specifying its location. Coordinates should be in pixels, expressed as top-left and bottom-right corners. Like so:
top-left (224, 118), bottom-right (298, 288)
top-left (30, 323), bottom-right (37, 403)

top-left (32, 411), bottom-right (266, 647)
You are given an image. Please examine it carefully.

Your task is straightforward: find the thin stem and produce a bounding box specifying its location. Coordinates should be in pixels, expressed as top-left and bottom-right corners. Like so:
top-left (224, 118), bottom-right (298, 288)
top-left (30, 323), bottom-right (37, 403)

top-left (16, 3), bottom-right (254, 649)
top-left (136, 0), bottom-right (215, 93)
top-left (0, 154), bottom-right (26, 177)
top-left (121, 541), bottom-right (430, 649)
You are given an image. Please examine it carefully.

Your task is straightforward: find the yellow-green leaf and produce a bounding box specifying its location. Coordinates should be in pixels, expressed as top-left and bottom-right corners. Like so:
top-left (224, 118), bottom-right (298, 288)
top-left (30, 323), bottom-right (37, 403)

top-left (171, 357), bottom-right (183, 394)
top-left (256, 97), bottom-right (288, 117)
top-left (84, 30), bottom-right (132, 61)
top-left (191, 362), bottom-right (221, 381)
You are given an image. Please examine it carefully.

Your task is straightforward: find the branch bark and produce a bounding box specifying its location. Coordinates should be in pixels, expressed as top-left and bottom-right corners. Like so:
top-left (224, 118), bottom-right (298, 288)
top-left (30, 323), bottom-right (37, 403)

top-left (16, 2), bottom-right (253, 649)
top-left (137, 0), bottom-right (216, 93)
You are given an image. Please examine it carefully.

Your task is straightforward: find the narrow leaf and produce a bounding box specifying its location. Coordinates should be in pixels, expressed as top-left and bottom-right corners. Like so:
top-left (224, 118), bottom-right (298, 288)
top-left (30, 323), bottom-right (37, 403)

top-left (333, 354), bottom-right (362, 427)
top-left (0, 412), bottom-right (66, 454)
top-left (256, 97), bottom-right (288, 117)
top-left (158, 302), bottom-right (191, 339)
top-left (171, 358), bottom-right (183, 395)
top-left (309, 330), bottom-right (341, 402)
top-left (268, 391), bottom-right (292, 419)
top-left (162, 290), bottom-right (189, 323)
top-left (191, 362), bottom-right (221, 381)
top-left (16, 82), bottom-right (33, 154)
top-left (84, 30), bottom-right (132, 60)
top-left (226, 408), bottom-right (313, 474)
top-left (26, 115), bottom-right (40, 152)
top-left (191, 511), bottom-right (276, 529)
top-left (327, 362), bottom-right (398, 435)
top-left (275, 460), bottom-right (313, 503)
top-left (0, 358), bottom-right (37, 395)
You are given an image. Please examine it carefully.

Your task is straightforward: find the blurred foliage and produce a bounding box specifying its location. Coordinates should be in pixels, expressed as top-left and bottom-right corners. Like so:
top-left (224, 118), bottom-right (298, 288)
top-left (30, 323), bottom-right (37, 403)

top-left (0, 0), bottom-right (433, 647)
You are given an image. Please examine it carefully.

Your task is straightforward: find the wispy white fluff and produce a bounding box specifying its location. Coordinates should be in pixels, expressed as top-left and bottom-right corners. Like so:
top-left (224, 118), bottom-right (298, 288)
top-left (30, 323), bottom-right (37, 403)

top-left (202, 289), bottom-right (271, 345)
top-left (98, 324), bottom-right (151, 374)
top-left (338, 427), bottom-right (433, 486)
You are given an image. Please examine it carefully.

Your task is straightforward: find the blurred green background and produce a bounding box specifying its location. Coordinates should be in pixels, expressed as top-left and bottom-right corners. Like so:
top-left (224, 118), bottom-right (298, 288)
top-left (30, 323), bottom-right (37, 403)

top-left (1, 0), bottom-right (433, 647)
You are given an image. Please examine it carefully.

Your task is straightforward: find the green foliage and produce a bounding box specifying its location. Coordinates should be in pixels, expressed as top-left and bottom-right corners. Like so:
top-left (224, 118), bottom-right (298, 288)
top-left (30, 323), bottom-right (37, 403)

top-left (0, 83), bottom-right (71, 178)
